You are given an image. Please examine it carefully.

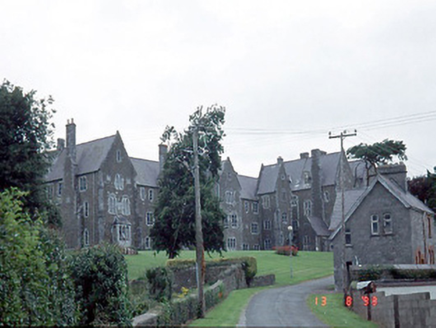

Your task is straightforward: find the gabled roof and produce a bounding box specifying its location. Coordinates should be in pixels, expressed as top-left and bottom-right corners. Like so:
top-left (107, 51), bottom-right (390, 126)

top-left (257, 164), bottom-right (280, 194)
top-left (308, 216), bottom-right (330, 236)
top-left (130, 158), bottom-right (160, 188)
top-left (45, 135), bottom-right (116, 181)
top-left (329, 174), bottom-right (434, 240)
top-left (238, 175), bottom-right (258, 200)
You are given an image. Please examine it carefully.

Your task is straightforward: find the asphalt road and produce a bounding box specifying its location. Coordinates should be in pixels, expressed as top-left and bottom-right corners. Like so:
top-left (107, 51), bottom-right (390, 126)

top-left (238, 276), bottom-right (334, 327)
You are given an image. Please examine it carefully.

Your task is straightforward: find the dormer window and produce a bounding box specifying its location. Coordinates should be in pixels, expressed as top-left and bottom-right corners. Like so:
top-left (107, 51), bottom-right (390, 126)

top-left (303, 171), bottom-right (311, 184)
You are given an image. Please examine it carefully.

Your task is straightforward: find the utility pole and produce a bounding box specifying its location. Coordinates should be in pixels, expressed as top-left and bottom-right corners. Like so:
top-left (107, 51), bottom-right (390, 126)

top-left (329, 129), bottom-right (356, 302)
top-left (192, 123), bottom-right (206, 317)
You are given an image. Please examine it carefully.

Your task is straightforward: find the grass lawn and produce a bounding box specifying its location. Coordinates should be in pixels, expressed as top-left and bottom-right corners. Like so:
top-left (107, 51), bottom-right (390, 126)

top-left (307, 293), bottom-right (379, 328)
top-left (126, 250), bottom-right (334, 327)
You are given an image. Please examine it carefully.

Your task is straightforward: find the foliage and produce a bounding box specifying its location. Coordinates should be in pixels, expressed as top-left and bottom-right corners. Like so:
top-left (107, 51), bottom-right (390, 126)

top-left (274, 245), bottom-right (299, 256)
top-left (347, 139), bottom-right (407, 166)
top-left (0, 80), bottom-right (59, 226)
top-left (145, 267), bottom-right (174, 302)
top-left (151, 105), bottom-right (226, 258)
top-left (70, 243), bottom-right (131, 326)
top-left (408, 173), bottom-right (436, 212)
top-left (353, 265), bottom-right (388, 281)
top-left (0, 188), bottom-right (77, 326)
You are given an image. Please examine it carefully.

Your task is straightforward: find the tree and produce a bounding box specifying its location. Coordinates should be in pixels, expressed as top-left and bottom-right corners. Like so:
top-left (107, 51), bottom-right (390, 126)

top-left (0, 80), bottom-right (58, 225)
top-left (408, 172), bottom-right (436, 212)
top-left (151, 105), bottom-right (226, 259)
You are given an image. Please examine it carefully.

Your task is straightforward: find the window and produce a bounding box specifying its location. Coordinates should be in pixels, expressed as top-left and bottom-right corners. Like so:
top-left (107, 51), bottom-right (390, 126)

top-left (227, 237), bottom-right (236, 250)
top-left (345, 228), bottom-right (351, 245)
top-left (279, 232), bottom-right (284, 246)
top-left (83, 201), bottom-right (89, 218)
top-left (146, 212), bottom-right (154, 226)
top-left (291, 195), bottom-right (298, 207)
top-left (108, 194), bottom-right (116, 214)
top-left (262, 195), bottom-right (270, 209)
top-left (144, 236), bottom-right (152, 249)
top-left (116, 150), bottom-right (122, 163)
top-left (79, 176), bottom-right (87, 192)
top-left (371, 215), bottom-right (379, 235)
top-left (230, 214), bottom-right (238, 228)
top-left (140, 187), bottom-right (146, 201)
top-left (303, 171), bottom-right (311, 184)
top-left (122, 196), bottom-right (130, 215)
top-left (223, 216), bottom-right (229, 229)
top-left (324, 191), bottom-right (330, 203)
top-left (118, 225), bottom-right (131, 241)
top-left (253, 244), bottom-right (260, 250)
top-left (251, 222), bottom-right (259, 234)
top-left (292, 219), bottom-right (299, 232)
top-left (58, 182), bottom-right (63, 196)
top-left (115, 174), bottom-right (124, 190)
top-left (253, 202), bottom-right (259, 214)
top-left (46, 185), bottom-right (53, 199)
top-left (243, 244), bottom-right (249, 250)
top-left (264, 238), bottom-right (271, 250)
top-left (148, 189), bottom-right (154, 202)
top-left (244, 201), bottom-right (249, 213)
top-left (225, 191), bottom-right (234, 204)
top-left (303, 235), bottom-right (310, 250)
top-left (282, 212), bottom-right (288, 224)
top-left (303, 200), bottom-right (312, 217)
top-left (83, 228), bottom-right (90, 247)
top-left (263, 220), bottom-right (271, 230)
top-left (383, 213), bottom-right (392, 234)
top-left (428, 215), bottom-right (432, 239)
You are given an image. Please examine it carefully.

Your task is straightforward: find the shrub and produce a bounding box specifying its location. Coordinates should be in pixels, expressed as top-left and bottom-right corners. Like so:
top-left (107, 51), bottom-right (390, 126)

top-left (0, 189), bottom-right (77, 326)
top-left (146, 267), bottom-right (173, 302)
top-left (274, 245), bottom-right (298, 256)
top-left (70, 243), bottom-right (131, 326)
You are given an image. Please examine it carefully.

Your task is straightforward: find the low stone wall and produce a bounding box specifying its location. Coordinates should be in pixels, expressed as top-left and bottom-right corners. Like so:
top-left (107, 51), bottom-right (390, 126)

top-left (351, 289), bottom-right (436, 328)
top-left (251, 274), bottom-right (275, 288)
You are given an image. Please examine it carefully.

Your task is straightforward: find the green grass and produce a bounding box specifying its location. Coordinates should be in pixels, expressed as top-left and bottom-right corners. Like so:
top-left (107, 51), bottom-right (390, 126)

top-left (307, 293), bottom-right (379, 328)
top-left (126, 250), bottom-right (334, 327)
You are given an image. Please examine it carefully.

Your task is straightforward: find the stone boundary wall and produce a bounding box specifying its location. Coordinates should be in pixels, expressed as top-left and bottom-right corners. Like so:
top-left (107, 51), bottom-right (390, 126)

top-left (251, 274), bottom-right (275, 288)
top-left (351, 290), bottom-right (436, 328)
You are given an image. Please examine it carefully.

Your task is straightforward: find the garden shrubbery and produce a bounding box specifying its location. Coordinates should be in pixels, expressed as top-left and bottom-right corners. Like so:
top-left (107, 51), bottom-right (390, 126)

top-left (274, 245), bottom-right (299, 256)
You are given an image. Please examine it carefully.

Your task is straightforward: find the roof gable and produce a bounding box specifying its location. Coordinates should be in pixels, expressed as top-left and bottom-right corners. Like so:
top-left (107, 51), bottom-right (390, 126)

top-left (131, 158), bottom-right (160, 187)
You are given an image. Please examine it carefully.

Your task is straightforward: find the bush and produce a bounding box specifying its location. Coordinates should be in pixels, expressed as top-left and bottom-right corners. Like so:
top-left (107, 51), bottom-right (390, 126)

top-left (274, 245), bottom-right (298, 256)
top-left (70, 243), bottom-right (131, 326)
top-left (0, 189), bottom-right (77, 326)
top-left (146, 267), bottom-right (174, 302)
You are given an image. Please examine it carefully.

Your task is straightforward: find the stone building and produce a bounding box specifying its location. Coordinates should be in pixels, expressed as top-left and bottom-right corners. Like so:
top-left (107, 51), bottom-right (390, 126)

top-left (329, 164), bottom-right (436, 289)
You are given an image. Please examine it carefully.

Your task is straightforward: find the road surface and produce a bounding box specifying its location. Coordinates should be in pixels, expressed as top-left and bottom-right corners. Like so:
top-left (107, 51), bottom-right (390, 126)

top-left (238, 276), bottom-right (334, 327)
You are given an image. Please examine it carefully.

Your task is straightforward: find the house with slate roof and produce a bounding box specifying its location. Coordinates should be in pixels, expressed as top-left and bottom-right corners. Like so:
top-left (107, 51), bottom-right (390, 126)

top-left (44, 119), bottom-right (165, 249)
top-left (329, 163), bottom-right (436, 290)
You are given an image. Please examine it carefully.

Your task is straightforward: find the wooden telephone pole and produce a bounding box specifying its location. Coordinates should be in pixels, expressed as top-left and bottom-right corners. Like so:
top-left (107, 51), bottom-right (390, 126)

top-left (329, 130), bottom-right (356, 301)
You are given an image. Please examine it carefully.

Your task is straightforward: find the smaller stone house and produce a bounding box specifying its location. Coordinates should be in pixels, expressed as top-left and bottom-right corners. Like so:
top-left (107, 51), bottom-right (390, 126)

top-left (329, 164), bottom-right (436, 290)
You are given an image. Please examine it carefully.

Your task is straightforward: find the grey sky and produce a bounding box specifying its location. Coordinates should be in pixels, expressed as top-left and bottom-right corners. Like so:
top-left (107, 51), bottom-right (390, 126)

top-left (2, 0), bottom-right (436, 177)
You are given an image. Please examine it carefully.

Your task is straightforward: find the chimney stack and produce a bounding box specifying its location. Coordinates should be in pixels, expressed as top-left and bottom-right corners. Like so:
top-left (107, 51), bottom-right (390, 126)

top-left (277, 156), bottom-right (283, 164)
top-left (57, 138), bottom-right (65, 151)
top-left (66, 118), bottom-right (76, 161)
top-left (300, 152), bottom-right (309, 159)
top-left (159, 144), bottom-right (168, 172)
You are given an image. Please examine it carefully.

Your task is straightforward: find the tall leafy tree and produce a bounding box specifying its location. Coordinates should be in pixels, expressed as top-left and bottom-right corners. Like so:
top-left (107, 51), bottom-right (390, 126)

top-left (409, 172), bottom-right (436, 212)
top-left (0, 80), bottom-right (58, 224)
top-left (151, 105), bottom-right (226, 259)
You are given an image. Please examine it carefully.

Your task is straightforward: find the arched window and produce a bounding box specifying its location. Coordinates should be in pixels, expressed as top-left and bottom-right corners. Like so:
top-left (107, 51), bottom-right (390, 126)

top-left (108, 194), bottom-right (116, 214)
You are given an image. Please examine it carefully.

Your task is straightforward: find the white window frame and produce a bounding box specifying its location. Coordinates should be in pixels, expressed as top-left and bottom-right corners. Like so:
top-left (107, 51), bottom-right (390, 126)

top-left (118, 225), bottom-right (131, 242)
top-left (231, 214), bottom-right (238, 228)
top-left (263, 220), bottom-right (271, 230)
top-left (225, 191), bottom-right (234, 204)
top-left (282, 212), bottom-right (288, 224)
top-left (115, 174), bottom-right (124, 190)
top-left (262, 195), bottom-right (270, 209)
top-left (264, 238), bottom-right (271, 250)
top-left (253, 244), bottom-right (260, 250)
top-left (83, 201), bottom-right (89, 218)
top-left (79, 176), bottom-right (87, 192)
top-left (140, 187), bottom-right (146, 201)
top-left (146, 212), bottom-right (154, 226)
top-left (227, 237), bottom-right (236, 250)
top-left (108, 194), bottom-right (116, 214)
top-left (383, 213), bottom-right (392, 234)
top-left (144, 236), bottom-right (151, 249)
top-left (122, 196), bottom-right (130, 215)
top-left (242, 244), bottom-right (249, 251)
top-left (148, 189), bottom-right (154, 201)
top-left (303, 200), bottom-right (312, 217)
top-left (253, 202), bottom-right (259, 214)
top-left (244, 201), bottom-right (249, 213)
top-left (251, 222), bottom-right (259, 234)
top-left (223, 216), bottom-right (229, 229)
top-left (291, 195), bottom-right (298, 207)
top-left (371, 215), bottom-right (379, 235)
top-left (83, 228), bottom-right (90, 247)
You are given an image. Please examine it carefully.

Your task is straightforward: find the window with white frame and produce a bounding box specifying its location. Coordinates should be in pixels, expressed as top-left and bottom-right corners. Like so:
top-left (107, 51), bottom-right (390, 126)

top-left (83, 201), bottom-right (89, 218)
top-left (253, 244), bottom-right (260, 250)
top-left (253, 202), bottom-right (259, 214)
top-left (291, 195), bottom-right (298, 207)
top-left (371, 215), bottom-right (379, 235)
top-left (140, 187), bottom-right (146, 201)
top-left (264, 238), bottom-right (271, 250)
top-left (79, 176), bottom-right (87, 192)
top-left (242, 244), bottom-right (249, 250)
top-left (225, 191), bottom-right (234, 204)
top-left (303, 200), bottom-right (312, 217)
top-left (144, 236), bottom-right (151, 249)
top-left (118, 225), bottom-right (131, 241)
top-left (262, 195), bottom-right (270, 209)
top-left (223, 216), bottom-right (229, 228)
top-left (282, 212), bottom-right (288, 224)
top-left (114, 174), bottom-right (124, 190)
top-left (230, 214), bottom-right (238, 228)
top-left (251, 222), bottom-right (259, 234)
top-left (244, 201), bottom-right (249, 213)
top-left (146, 212), bottom-right (154, 226)
top-left (263, 220), bottom-right (271, 230)
top-left (83, 228), bottom-right (90, 247)
top-left (148, 189), bottom-right (154, 201)
top-left (108, 194), bottom-right (116, 214)
top-left (227, 237), bottom-right (236, 250)
top-left (383, 213), bottom-right (392, 234)
top-left (345, 228), bottom-right (351, 245)
top-left (303, 171), bottom-right (311, 184)
top-left (122, 196), bottom-right (130, 215)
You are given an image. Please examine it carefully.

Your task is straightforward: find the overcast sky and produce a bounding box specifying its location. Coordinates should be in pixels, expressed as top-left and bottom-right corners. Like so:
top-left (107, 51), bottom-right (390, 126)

top-left (2, 0), bottom-right (436, 178)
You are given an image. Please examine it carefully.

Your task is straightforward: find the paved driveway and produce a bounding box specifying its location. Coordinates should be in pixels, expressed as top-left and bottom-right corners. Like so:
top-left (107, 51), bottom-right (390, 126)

top-left (238, 276), bottom-right (334, 327)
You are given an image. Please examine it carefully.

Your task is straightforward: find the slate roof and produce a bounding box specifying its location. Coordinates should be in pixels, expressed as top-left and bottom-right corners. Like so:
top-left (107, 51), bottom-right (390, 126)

top-left (238, 175), bottom-right (258, 200)
top-left (329, 174), bottom-right (434, 240)
top-left (45, 135), bottom-right (116, 181)
top-left (130, 158), bottom-right (160, 188)
top-left (257, 152), bottom-right (342, 194)
top-left (307, 216), bottom-right (330, 236)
